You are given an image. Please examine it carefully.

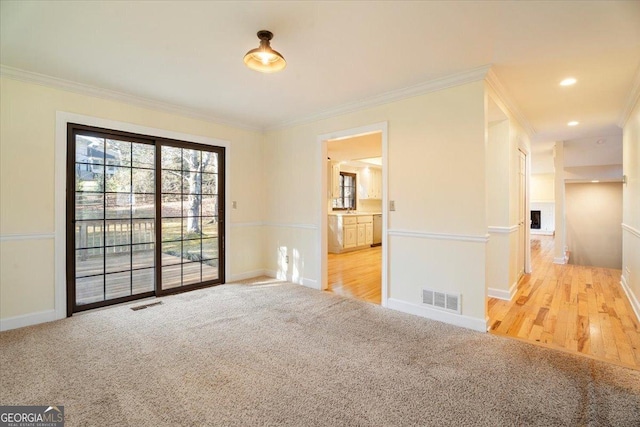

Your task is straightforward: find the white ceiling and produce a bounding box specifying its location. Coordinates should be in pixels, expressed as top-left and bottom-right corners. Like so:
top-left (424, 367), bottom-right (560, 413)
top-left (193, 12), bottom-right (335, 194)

top-left (530, 133), bottom-right (623, 175)
top-left (327, 133), bottom-right (382, 163)
top-left (564, 135), bottom-right (623, 168)
top-left (1, 1), bottom-right (639, 144)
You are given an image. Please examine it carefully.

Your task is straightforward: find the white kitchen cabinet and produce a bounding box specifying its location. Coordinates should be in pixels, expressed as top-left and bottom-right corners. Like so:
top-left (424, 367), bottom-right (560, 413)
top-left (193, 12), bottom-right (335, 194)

top-left (371, 168), bottom-right (382, 199)
top-left (358, 167), bottom-right (382, 200)
top-left (331, 163), bottom-right (341, 199)
top-left (344, 225), bottom-right (357, 248)
top-left (365, 223), bottom-right (373, 244)
top-left (356, 223), bottom-right (366, 246)
top-left (328, 214), bottom-right (373, 253)
top-left (357, 215), bottom-right (373, 246)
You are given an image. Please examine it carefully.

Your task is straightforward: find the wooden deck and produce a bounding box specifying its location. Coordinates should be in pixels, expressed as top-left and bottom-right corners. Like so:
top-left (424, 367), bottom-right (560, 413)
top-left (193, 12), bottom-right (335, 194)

top-left (488, 235), bottom-right (640, 370)
top-left (76, 251), bottom-right (218, 305)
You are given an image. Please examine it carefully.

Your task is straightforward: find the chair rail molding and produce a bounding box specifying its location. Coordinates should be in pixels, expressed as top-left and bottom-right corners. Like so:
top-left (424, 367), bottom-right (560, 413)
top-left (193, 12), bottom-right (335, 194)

top-left (0, 232), bottom-right (55, 242)
top-left (487, 225), bottom-right (519, 234)
top-left (622, 223), bottom-right (640, 239)
top-left (388, 229), bottom-right (490, 243)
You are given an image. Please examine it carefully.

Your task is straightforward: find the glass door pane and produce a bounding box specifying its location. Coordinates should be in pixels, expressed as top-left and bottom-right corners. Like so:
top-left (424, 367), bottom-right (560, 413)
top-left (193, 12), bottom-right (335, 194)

top-left (70, 129), bottom-right (155, 311)
top-left (68, 124), bottom-right (224, 315)
top-left (160, 146), bottom-right (221, 291)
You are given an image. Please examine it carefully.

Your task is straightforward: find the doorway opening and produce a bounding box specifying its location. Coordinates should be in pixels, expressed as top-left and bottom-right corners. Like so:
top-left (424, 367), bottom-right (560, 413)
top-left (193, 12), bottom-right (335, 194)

top-left (67, 123), bottom-right (225, 315)
top-left (489, 132), bottom-right (639, 368)
top-left (488, 234), bottom-right (639, 369)
top-left (318, 123), bottom-right (388, 306)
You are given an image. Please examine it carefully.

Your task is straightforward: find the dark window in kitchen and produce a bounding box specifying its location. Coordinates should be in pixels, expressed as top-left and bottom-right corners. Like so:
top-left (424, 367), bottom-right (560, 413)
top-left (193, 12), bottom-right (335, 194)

top-left (332, 172), bottom-right (356, 210)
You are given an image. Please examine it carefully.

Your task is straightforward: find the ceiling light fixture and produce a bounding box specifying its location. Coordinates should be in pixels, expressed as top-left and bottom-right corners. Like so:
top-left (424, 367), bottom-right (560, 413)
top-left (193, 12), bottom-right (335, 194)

top-left (568, 121), bottom-right (579, 126)
top-left (591, 180), bottom-right (600, 183)
top-left (243, 30), bottom-right (286, 73)
top-left (560, 77), bottom-right (577, 86)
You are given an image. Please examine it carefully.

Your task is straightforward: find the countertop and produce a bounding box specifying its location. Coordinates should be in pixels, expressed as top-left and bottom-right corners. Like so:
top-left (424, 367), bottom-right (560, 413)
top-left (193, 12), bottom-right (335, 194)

top-left (328, 212), bottom-right (382, 216)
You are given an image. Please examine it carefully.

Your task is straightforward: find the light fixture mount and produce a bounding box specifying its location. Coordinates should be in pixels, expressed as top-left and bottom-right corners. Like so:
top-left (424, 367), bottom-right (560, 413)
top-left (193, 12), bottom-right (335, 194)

top-left (244, 30), bottom-right (286, 73)
top-left (257, 30), bottom-right (273, 41)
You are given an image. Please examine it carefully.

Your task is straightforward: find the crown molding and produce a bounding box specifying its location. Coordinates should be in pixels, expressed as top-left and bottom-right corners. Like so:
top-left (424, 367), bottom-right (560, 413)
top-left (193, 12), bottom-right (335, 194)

top-left (1, 63), bottom-right (538, 135)
top-left (267, 64), bottom-right (493, 131)
top-left (0, 64), bottom-right (262, 132)
top-left (485, 69), bottom-right (536, 137)
top-left (618, 64), bottom-right (640, 128)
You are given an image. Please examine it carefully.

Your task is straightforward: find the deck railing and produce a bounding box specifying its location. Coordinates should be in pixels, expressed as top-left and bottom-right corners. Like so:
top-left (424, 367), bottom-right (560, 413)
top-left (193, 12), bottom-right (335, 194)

top-left (76, 219), bottom-right (155, 258)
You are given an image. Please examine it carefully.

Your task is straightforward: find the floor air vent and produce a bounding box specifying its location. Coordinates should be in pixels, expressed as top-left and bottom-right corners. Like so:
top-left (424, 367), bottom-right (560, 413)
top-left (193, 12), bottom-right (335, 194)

top-left (131, 301), bottom-right (162, 311)
top-left (422, 289), bottom-right (461, 314)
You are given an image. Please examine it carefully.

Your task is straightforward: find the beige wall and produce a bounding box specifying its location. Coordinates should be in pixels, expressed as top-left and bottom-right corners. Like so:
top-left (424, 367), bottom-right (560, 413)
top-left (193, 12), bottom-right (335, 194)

top-left (264, 81), bottom-right (489, 326)
top-left (1, 72), bottom-right (534, 332)
top-left (554, 142), bottom-right (567, 262)
top-left (565, 182), bottom-right (622, 269)
top-left (622, 96), bottom-right (640, 318)
top-left (507, 110), bottom-right (530, 288)
top-left (486, 120), bottom-right (510, 226)
top-left (484, 87), bottom-right (531, 301)
top-left (485, 119), bottom-right (511, 297)
top-left (531, 173), bottom-right (555, 203)
top-left (0, 77), bottom-right (265, 322)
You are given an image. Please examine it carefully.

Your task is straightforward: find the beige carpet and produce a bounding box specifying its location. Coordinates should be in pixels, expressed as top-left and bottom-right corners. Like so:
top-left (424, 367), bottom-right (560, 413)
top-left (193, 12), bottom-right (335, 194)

top-left (1, 277), bottom-right (639, 426)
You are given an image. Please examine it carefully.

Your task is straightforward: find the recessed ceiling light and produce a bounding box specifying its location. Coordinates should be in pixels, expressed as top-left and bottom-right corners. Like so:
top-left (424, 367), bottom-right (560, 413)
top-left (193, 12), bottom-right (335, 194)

top-left (568, 121), bottom-right (579, 126)
top-left (596, 139), bottom-right (605, 145)
top-left (560, 78), bottom-right (577, 86)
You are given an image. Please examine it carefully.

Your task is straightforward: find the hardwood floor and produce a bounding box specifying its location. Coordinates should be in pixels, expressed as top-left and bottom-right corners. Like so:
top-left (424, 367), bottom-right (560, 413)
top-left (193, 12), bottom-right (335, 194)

top-left (326, 237), bottom-right (639, 369)
top-left (327, 246), bottom-right (381, 304)
top-left (488, 235), bottom-right (640, 370)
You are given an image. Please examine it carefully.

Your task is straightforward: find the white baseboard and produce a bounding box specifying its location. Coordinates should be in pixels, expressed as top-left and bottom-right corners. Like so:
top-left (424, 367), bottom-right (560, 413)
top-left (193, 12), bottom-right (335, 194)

top-left (553, 257), bottom-right (567, 265)
top-left (620, 275), bottom-right (640, 323)
top-left (387, 298), bottom-right (488, 332)
top-left (0, 309), bottom-right (61, 332)
top-left (228, 269), bottom-right (267, 282)
top-left (488, 288), bottom-right (511, 300)
top-left (264, 270), bottom-right (320, 290)
top-left (488, 281), bottom-right (517, 301)
top-left (302, 278), bottom-right (319, 290)
top-left (0, 270), bottom-right (316, 332)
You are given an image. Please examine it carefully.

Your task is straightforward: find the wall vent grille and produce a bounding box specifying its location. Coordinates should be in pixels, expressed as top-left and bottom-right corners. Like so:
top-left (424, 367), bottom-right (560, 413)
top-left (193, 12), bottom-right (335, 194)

top-left (422, 288), bottom-right (461, 314)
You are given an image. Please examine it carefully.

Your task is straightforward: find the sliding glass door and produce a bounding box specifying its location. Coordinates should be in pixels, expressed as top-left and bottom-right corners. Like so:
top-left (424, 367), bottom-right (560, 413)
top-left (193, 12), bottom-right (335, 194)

top-left (67, 124), bottom-right (225, 315)
top-left (160, 144), bottom-right (221, 290)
